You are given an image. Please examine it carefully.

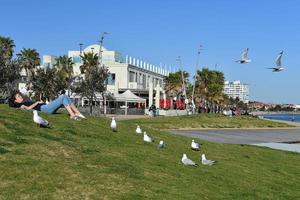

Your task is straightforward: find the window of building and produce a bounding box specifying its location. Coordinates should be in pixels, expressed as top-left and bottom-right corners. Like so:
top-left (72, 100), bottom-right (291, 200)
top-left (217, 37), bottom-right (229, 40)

top-left (139, 73), bottom-right (143, 84)
top-left (129, 71), bottom-right (136, 82)
top-left (135, 72), bottom-right (138, 82)
top-left (115, 52), bottom-right (125, 63)
top-left (106, 73), bottom-right (116, 85)
top-left (147, 75), bottom-right (150, 87)
top-left (72, 56), bottom-right (82, 63)
top-left (143, 74), bottom-right (146, 88)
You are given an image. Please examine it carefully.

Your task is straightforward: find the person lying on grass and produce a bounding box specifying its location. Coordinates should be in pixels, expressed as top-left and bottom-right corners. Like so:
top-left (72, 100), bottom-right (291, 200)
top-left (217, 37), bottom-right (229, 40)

top-left (8, 91), bottom-right (86, 120)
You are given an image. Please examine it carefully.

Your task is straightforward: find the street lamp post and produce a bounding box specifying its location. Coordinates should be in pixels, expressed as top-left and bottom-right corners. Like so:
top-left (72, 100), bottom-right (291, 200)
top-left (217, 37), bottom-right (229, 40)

top-left (191, 45), bottom-right (204, 113)
top-left (176, 56), bottom-right (186, 109)
top-left (97, 32), bottom-right (109, 67)
top-left (97, 32), bottom-right (109, 115)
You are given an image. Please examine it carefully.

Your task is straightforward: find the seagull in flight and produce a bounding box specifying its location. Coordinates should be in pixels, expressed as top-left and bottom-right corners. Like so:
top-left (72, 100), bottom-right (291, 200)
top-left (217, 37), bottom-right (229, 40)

top-left (267, 50), bottom-right (284, 72)
top-left (236, 48), bottom-right (251, 64)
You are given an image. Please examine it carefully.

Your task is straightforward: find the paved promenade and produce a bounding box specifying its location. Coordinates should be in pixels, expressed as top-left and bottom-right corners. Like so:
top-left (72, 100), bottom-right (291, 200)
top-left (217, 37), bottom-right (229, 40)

top-left (169, 128), bottom-right (300, 144)
top-left (169, 127), bottom-right (300, 153)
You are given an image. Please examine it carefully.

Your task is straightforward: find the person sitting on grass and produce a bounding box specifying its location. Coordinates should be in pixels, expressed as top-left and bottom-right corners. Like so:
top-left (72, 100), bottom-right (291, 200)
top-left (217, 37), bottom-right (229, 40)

top-left (8, 91), bottom-right (86, 120)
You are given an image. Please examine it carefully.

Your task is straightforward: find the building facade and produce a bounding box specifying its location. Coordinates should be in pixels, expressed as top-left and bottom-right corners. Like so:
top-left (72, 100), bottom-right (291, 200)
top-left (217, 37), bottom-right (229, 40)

top-left (68, 44), bottom-right (172, 107)
top-left (17, 45), bottom-right (173, 112)
top-left (224, 80), bottom-right (249, 103)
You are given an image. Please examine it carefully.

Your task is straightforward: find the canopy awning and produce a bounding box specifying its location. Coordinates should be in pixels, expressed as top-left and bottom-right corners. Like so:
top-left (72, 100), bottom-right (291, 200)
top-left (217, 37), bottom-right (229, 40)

top-left (119, 90), bottom-right (146, 102)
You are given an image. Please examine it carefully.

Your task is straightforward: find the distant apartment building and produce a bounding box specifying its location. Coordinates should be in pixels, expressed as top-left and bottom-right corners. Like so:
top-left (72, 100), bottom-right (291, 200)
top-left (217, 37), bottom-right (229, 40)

top-left (224, 80), bottom-right (249, 103)
top-left (42, 55), bottom-right (57, 68)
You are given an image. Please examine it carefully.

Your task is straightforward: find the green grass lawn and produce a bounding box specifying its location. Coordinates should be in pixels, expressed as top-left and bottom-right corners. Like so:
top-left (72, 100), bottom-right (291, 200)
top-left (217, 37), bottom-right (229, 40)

top-left (128, 113), bottom-right (294, 129)
top-left (0, 105), bottom-right (299, 199)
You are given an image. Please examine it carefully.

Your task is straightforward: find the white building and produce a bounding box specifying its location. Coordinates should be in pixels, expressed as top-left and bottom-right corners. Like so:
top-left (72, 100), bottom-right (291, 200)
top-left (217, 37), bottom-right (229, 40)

top-left (42, 55), bottom-right (57, 68)
top-left (17, 45), bottom-right (173, 114)
top-left (224, 80), bottom-right (249, 103)
top-left (18, 55), bottom-right (57, 94)
top-left (68, 44), bottom-right (172, 108)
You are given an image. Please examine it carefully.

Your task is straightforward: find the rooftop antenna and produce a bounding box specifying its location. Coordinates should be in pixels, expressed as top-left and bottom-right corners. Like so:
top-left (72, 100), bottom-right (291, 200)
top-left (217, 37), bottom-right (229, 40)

top-left (215, 62), bottom-right (218, 69)
top-left (79, 43), bottom-right (84, 56)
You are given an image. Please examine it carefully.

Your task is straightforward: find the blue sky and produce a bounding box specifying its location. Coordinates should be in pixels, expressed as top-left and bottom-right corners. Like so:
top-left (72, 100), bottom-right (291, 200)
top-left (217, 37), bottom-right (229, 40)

top-left (1, 0), bottom-right (300, 104)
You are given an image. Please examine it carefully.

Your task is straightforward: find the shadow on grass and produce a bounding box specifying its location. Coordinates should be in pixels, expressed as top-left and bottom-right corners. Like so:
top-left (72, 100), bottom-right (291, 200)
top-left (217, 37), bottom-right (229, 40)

top-left (39, 132), bottom-right (63, 142)
top-left (0, 146), bottom-right (10, 154)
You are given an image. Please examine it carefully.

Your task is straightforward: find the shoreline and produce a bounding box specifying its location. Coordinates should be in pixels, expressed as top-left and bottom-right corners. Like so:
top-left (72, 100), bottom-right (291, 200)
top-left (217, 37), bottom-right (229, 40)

top-left (251, 111), bottom-right (300, 115)
top-left (168, 126), bottom-right (300, 131)
top-left (261, 118), bottom-right (300, 127)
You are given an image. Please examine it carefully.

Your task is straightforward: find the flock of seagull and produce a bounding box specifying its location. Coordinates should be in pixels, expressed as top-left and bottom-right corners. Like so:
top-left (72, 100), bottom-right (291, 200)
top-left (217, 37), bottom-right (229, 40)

top-left (32, 111), bottom-right (217, 167)
top-left (112, 117), bottom-right (217, 167)
top-left (33, 105), bottom-right (216, 167)
top-left (236, 48), bottom-right (285, 72)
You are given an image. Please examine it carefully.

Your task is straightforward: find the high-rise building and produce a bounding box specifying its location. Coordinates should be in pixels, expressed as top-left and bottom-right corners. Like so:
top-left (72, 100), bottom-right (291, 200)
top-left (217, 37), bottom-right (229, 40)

top-left (224, 80), bottom-right (249, 103)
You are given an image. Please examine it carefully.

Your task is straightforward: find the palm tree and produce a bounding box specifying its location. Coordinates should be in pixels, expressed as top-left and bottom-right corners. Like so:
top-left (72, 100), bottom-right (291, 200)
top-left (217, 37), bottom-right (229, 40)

top-left (207, 70), bottom-right (225, 112)
top-left (17, 48), bottom-right (40, 81)
top-left (0, 36), bottom-right (20, 95)
top-left (17, 48), bottom-right (40, 97)
top-left (164, 70), bottom-right (189, 109)
top-left (80, 52), bottom-right (98, 74)
top-left (0, 36), bottom-right (15, 61)
top-left (195, 68), bottom-right (210, 110)
top-left (54, 55), bottom-right (74, 96)
top-left (195, 68), bottom-right (225, 113)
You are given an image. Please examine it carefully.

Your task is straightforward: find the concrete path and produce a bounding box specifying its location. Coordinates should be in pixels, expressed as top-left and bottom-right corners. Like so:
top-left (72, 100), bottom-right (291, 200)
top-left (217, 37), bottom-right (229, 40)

top-left (169, 128), bottom-right (300, 153)
top-left (169, 128), bottom-right (300, 144)
top-left (252, 143), bottom-right (300, 153)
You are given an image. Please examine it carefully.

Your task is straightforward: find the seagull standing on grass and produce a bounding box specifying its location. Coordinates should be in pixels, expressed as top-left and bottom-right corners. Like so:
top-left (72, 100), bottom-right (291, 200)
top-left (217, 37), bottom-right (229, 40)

top-left (181, 154), bottom-right (197, 166)
top-left (33, 110), bottom-right (49, 127)
top-left (201, 154), bottom-right (217, 166)
top-left (236, 48), bottom-right (251, 64)
top-left (136, 125), bottom-right (142, 134)
top-left (110, 117), bottom-right (117, 132)
top-left (267, 50), bottom-right (285, 72)
top-left (158, 140), bottom-right (166, 149)
top-left (143, 132), bottom-right (153, 143)
top-left (191, 139), bottom-right (201, 151)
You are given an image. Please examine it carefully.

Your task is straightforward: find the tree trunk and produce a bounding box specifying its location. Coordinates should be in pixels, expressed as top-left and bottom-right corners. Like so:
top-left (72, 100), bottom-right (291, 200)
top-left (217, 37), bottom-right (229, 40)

top-left (89, 96), bottom-right (93, 115)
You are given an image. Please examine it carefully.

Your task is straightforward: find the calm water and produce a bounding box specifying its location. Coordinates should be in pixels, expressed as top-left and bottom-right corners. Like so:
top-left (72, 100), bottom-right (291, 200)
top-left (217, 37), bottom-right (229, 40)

top-left (261, 114), bottom-right (300, 123)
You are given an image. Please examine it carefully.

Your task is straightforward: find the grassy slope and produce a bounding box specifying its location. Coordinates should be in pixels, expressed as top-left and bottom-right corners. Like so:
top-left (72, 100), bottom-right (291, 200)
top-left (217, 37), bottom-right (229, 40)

top-left (0, 105), bottom-right (299, 200)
